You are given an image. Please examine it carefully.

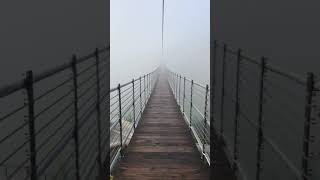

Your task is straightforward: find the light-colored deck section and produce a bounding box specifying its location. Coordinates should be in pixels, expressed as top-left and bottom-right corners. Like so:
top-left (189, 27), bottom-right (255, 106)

top-left (112, 73), bottom-right (210, 179)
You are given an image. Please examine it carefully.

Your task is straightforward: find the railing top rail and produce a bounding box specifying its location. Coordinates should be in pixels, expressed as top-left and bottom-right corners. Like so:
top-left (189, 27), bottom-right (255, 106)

top-left (214, 40), bottom-right (307, 86)
top-left (0, 46), bottom-right (110, 98)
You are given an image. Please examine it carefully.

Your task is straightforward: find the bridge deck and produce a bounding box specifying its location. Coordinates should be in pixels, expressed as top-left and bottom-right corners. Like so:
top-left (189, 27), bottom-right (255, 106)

top-left (112, 73), bottom-right (210, 179)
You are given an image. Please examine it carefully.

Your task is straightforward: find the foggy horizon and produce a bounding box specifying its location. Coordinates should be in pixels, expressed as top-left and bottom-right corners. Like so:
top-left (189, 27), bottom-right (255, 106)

top-left (111, 0), bottom-right (209, 87)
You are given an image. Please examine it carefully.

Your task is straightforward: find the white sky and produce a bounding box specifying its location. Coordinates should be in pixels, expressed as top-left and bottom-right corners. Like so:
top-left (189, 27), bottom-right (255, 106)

top-left (111, 0), bottom-right (210, 87)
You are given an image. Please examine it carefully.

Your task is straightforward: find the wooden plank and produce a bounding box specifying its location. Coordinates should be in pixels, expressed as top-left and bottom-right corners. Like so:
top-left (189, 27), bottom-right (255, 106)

top-left (112, 74), bottom-right (210, 179)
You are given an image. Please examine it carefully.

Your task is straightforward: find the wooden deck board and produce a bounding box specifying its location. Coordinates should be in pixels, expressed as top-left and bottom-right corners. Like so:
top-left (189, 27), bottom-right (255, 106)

top-left (112, 74), bottom-right (210, 179)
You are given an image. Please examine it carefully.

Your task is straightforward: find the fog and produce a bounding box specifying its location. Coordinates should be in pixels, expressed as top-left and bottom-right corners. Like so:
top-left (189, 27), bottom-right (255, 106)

top-left (111, 0), bottom-right (210, 87)
top-left (163, 0), bottom-right (210, 86)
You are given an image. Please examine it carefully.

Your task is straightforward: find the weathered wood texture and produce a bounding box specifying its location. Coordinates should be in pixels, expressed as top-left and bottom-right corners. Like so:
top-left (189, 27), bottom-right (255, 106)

top-left (112, 73), bottom-right (210, 179)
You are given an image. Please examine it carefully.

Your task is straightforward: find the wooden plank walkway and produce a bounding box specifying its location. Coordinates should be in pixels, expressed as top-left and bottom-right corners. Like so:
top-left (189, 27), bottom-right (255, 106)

top-left (112, 73), bottom-right (210, 179)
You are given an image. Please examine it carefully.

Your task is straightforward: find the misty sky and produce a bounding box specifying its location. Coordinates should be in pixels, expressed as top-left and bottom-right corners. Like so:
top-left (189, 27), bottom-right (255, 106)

top-left (111, 0), bottom-right (210, 87)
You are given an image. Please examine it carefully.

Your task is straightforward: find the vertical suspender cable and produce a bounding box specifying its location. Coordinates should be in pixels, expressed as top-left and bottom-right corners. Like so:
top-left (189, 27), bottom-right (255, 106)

top-left (162, 0), bottom-right (165, 55)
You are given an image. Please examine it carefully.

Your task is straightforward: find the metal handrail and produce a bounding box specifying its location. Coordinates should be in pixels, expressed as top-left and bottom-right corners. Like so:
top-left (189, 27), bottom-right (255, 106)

top-left (167, 69), bottom-right (210, 165)
top-left (109, 67), bottom-right (160, 173)
top-left (0, 47), bottom-right (111, 180)
top-left (0, 51), bottom-right (159, 179)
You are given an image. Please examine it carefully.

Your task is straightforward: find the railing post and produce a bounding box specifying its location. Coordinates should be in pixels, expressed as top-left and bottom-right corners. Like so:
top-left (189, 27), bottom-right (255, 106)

top-left (152, 72), bottom-right (154, 90)
top-left (150, 73), bottom-right (151, 94)
top-left (179, 75), bottom-right (181, 106)
top-left (71, 55), bottom-right (80, 180)
top-left (202, 84), bottom-right (209, 160)
top-left (139, 77), bottom-right (142, 118)
top-left (146, 74), bottom-right (149, 98)
top-left (174, 73), bottom-right (176, 98)
top-left (148, 73), bottom-right (151, 95)
top-left (149, 73), bottom-right (151, 96)
top-left (151, 73), bottom-right (153, 91)
top-left (132, 79), bottom-right (136, 128)
top-left (176, 74), bottom-right (178, 103)
top-left (173, 73), bottom-right (175, 95)
top-left (190, 80), bottom-right (194, 128)
top-left (150, 73), bottom-right (152, 91)
top-left (152, 73), bottom-right (154, 91)
top-left (168, 71), bottom-right (171, 89)
top-left (301, 72), bottom-right (315, 180)
top-left (256, 56), bottom-right (267, 180)
top-left (175, 74), bottom-right (179, 103)
top-left (176, 74), bottom-right (179, 100)
top-left (171, 72), bottom-right (174, 95)
top-left (233, 48), bottom-right (242, 171)
top-left (220, 44), bottom-right (227, 137)
top-left (145, 74), bottom-right (148, 98)
top-left (169, 71), bottom-right (174, 90)
top-left (169, 71), bottom-right (172, 89)
top-left (183, 77), bottom-right (186, 113)
top-left (149, 73), bottom-right (152, 96)
top-left (94, 48), bottom-right (102, 177)
top-left (174, 73), bottom-right (176, 99)
top-left (25, 70), bottom-right (37, 180)
top-left (118, 84), bottom-right (123, 156)
top-left (144, 75), bottom-right (146, 106)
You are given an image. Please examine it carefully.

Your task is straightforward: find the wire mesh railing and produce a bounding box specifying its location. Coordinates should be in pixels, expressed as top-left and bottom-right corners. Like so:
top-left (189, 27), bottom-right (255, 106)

top-left (109, 68), bottom-right (160, 171)
top-left (1, 40), bottom-right (318, 180)
top-left (0, 45), bottom-right (160, 179)
top-left (167, 70), bottom-right (210, 165)
top-left (0, 47), bottom-right (112, 180)
top-left (212, 40), bottom-right (318, 180)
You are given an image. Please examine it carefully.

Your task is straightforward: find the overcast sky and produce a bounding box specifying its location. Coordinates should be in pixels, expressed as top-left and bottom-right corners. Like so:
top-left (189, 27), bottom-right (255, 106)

top-left (111, 0), bottom-right (210, 87)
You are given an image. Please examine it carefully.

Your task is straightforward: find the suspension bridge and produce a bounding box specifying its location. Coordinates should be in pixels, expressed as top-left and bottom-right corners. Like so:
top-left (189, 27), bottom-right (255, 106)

top-left (0, 40), bottom-right (319, 180)
top-left (0, 46), bottom-right (214, 180)
top-left (111, 70), bottom-right (210, 179)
